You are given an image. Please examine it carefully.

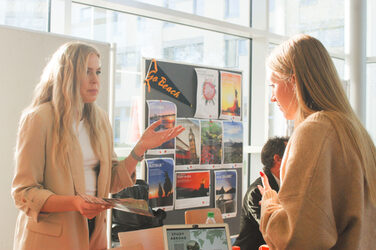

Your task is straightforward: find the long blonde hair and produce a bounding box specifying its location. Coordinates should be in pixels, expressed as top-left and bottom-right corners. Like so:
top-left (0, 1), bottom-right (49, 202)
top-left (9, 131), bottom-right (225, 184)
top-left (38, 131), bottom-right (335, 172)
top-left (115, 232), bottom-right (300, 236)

top-left (267, 34), bottom-right (376, 205)
top-left (24, 42), bottom-right (103, 166)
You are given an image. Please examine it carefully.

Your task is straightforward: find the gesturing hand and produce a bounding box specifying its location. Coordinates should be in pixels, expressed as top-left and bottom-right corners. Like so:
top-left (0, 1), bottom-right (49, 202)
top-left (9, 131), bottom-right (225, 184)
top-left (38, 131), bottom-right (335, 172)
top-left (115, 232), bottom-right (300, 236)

top-left (257, 171), bottom-right (272, 196)
top-left (74, 194), bottom-right (112, 219)
top-left (137, 119), bottom-right (185, 152)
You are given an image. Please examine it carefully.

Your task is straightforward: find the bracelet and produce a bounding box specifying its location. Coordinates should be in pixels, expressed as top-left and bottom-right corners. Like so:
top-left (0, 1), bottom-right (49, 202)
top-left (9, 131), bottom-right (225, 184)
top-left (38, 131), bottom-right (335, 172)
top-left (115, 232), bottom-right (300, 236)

top-left (130, 149), bottom-right (144, 161)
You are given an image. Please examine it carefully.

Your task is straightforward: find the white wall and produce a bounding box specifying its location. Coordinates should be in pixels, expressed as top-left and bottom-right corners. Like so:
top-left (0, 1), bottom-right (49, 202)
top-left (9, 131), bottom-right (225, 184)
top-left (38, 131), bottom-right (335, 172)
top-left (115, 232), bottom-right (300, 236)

top-left (0, 25), bottom-right (110, 249)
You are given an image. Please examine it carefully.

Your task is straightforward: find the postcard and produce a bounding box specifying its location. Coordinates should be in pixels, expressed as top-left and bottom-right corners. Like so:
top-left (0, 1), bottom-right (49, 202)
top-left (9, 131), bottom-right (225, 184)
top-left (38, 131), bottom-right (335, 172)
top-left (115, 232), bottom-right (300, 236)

top-left (146, 100), bottom-right (177, 154)
top-left (219, 71), bottom-right (242, 121)
top-left (215, 170), bottom-right (237, 218)
top-left (146, 158), bottom-right (175, 211)
top-left (175, 171), bottom-right (210, 209)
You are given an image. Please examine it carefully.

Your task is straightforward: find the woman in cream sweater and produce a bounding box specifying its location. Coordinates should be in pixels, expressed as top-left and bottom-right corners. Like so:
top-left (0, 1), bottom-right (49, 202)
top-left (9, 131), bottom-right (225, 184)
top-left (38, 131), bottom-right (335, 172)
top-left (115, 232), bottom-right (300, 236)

top-left (12, 42), bottom-right (184, 250)
top-left (259, 34), bottom-right (376, 249)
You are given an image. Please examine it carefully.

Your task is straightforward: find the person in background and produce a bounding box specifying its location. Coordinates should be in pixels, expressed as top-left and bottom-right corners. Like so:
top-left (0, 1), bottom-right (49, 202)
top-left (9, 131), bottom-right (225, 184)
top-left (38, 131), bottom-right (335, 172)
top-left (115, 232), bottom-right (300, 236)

top-left (258, 34), bottom-right (376, 249)
top-left (234, 136), bottom-right (289, 250)
top-left (11, 42), bottom-right (184, 250)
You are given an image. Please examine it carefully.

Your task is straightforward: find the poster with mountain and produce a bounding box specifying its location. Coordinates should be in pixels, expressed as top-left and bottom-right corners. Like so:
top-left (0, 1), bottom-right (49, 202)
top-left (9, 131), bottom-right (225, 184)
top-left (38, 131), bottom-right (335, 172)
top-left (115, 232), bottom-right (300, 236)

top-left (215, 170), bottom-right (237, 218)
top-left (222, 121), bottom-right (243, 164)
top-left (175, 171), bottom-right (210, 209)
top-left (146, 158), bottom-right (175, 211)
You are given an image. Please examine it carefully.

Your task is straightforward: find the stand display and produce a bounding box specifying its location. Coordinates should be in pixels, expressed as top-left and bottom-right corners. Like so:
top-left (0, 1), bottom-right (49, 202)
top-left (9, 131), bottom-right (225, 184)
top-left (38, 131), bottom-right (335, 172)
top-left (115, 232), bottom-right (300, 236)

top-left (142, 58), bottom-right (244, 235)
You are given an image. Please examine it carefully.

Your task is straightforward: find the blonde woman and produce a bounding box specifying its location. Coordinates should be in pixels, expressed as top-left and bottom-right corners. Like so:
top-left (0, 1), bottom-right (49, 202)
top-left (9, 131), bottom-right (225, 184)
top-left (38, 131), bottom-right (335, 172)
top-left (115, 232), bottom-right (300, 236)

top-left (258, 34), bottom-right (376, 249)
top-left (12, 42), bottom-right (184, 250)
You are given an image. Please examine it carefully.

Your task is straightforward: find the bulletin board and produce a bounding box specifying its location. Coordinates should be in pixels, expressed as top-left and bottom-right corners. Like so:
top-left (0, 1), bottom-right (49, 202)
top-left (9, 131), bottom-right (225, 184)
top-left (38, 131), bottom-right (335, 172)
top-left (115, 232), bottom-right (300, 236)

top-left (142, 58), bottom-right (243, 235)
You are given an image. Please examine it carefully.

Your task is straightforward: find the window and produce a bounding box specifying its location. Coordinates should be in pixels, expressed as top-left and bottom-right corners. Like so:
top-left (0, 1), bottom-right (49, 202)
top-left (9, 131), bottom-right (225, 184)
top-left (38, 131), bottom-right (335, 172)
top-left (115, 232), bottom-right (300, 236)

top-left (70, 3), bottom-right (250, 150)
top-left (269, 0), bottom-right (344, 54)
top-left (366, 63), bottom-right (376, 142)
top-left (224, 0), bottom-right (240, 19)
top-left (111, 0), bottom-right (249, 26)
top-left (0, 0), bottom-right (48, 31)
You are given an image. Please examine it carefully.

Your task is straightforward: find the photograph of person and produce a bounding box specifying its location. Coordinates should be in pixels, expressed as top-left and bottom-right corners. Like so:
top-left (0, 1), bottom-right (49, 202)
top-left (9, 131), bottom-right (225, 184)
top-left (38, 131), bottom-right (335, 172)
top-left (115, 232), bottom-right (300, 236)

top-left (258, 34), bottom-right (376, 249)
top-left (11, 42), bottom-right (184, 250)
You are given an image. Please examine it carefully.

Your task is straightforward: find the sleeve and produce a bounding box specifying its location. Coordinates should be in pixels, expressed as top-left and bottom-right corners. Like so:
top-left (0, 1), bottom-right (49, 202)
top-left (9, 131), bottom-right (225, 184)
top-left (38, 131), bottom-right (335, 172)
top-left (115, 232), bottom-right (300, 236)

top-left (259, 120), bottom-right (338, 249)
top-left (244, 181), bottom-right (263, 223)
top-left (11, 111), bottom-right (54, 222)
top-left (110, 151), bottom-right (136, 194)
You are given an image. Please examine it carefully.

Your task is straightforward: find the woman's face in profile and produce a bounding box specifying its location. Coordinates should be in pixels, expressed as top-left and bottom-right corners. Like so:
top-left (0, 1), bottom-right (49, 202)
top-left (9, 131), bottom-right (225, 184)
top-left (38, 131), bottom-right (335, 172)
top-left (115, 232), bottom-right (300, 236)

top-left (267, 70), bottom-right (298, 120)
top-left (80, 53), bottom-right (101, 103)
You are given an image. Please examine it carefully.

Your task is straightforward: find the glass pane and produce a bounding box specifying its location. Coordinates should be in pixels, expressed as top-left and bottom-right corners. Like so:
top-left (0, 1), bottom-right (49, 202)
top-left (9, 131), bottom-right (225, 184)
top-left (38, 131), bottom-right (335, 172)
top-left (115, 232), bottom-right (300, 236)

top-left (367, 0), bottom-right (376, 57)
top-left (269, 0), bottom-right (344, 54)
top-left (0, 0), bottom-right (48, 31)
top-left (366, 63), bottom-right (376, 142)
top-left (332, 57), bottom-right (345, 79)
top-left (71, 3), bottom-right (250, 150)
top-left (106, 0), bottom-right (250, 26)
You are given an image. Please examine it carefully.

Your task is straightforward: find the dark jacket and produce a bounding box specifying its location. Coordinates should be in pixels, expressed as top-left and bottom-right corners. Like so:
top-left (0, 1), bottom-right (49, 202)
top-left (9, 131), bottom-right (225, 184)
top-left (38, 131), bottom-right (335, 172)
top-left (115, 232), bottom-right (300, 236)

top-left (233, 172), bottom-right (279, 250)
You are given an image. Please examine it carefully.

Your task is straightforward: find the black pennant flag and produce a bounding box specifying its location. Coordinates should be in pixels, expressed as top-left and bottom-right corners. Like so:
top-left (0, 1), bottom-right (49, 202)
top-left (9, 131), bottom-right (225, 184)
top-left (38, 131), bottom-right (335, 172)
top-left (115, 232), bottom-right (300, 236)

top-left (144, 59), bottom-right (192, 107)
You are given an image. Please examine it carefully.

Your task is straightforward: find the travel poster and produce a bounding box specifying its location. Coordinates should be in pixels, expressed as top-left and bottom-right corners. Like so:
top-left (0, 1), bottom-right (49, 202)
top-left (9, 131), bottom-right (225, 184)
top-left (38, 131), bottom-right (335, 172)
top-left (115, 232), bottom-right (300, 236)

top-left (222, 121), bottom-right (243, 164)
top-left (215, 170), bottom-right (237, 218)
top-left (146, 100), bottom-right (177, 154)
top-left (175, 118), bottom-right (200, 166)
top-left (194, 68), bottom-right (219, 119)
top-left (219, 71), bottom-right (242, 121)
top-left (146, 158), bottom-right (175, 211)
top-left (175, 171), bottom-right (210, 209)
top-left (200, 120), bottom-right (222, 165)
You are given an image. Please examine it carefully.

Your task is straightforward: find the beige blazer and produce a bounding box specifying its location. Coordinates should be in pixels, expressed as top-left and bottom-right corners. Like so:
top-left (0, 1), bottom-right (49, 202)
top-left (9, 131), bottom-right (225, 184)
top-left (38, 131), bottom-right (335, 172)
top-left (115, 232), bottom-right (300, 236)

top-left (12, 103), bottom-right (135, 250)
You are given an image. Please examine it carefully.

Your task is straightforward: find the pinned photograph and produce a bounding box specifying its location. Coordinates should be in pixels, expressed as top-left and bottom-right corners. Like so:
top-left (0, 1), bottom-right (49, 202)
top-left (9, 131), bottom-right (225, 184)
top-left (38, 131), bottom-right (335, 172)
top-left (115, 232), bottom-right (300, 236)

top-left (146, 158), bottom-right (175, 211)
top-left (175, 171), bottom-right (210, 209)
top-left (147, 100), bottom-right (177, 154)
top-left (222, 121), bottom-right (243, 164)
top-left (194, 68), bottom-right (219, 119)
top-left (200, 120), bottom-right (222, 165)
top-left (219, 71), bottom-right (242, 121)
top-left (175, 118), bottom-right (200, 166)
top-left (215, 170), bottom-right (237, 218)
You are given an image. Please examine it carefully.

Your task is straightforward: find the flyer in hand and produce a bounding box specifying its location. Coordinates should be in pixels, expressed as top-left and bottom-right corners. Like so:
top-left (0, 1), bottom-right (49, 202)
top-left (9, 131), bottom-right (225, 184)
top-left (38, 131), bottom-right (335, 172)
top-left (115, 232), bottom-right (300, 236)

top-left (103, 197), bottom-right (154, 217)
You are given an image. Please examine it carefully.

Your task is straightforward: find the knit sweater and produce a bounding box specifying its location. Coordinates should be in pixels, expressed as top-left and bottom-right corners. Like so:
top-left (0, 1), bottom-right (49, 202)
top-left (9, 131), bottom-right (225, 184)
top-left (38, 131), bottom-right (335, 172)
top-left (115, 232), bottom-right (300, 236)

top-left (260, 111), bottom-right (376, 249)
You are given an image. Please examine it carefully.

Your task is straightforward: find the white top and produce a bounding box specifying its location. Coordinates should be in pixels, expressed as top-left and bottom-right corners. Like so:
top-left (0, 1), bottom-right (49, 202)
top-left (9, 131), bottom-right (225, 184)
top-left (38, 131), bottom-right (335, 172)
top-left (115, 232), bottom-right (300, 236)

top-left (77, 120), bottom-right (99, 196)
top-left (272, 173), bottom-right (280, 188)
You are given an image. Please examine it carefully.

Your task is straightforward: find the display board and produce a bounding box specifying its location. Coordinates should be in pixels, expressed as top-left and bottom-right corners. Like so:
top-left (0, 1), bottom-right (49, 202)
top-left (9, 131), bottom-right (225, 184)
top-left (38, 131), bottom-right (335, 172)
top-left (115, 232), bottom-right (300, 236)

top-left (0, 25), bottom-right (111, 249)
top-left (142, 58), bottom-right (243, 235)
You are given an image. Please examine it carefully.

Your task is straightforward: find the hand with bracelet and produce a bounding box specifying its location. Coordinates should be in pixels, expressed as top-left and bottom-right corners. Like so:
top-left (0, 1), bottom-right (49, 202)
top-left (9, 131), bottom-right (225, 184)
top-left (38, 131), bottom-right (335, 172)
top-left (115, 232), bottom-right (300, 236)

top-left (130, 119), bottom-right (185, 161)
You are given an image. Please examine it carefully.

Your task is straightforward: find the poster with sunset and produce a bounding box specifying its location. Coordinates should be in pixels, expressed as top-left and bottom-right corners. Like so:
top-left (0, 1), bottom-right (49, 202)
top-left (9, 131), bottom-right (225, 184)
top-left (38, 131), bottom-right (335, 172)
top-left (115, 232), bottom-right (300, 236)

top-left (175, 171), bottom-right (210, 209)
top-left (147, 100), bottom-right (177, 154)
top-left (146, 158), bottom-right (174, 211)
top-left (219, 71), bottom-right (242, 121)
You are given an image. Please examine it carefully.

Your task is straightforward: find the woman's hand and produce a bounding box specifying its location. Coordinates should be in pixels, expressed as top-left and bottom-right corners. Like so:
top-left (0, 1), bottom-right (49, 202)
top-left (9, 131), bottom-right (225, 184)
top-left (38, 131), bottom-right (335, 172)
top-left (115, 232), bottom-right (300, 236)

top-left (73, 194), bottom-right (112, 219)
top-left (135, 119), bottom-right (185, 154)
top-left (258, 171), bottom-right (272, 196)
